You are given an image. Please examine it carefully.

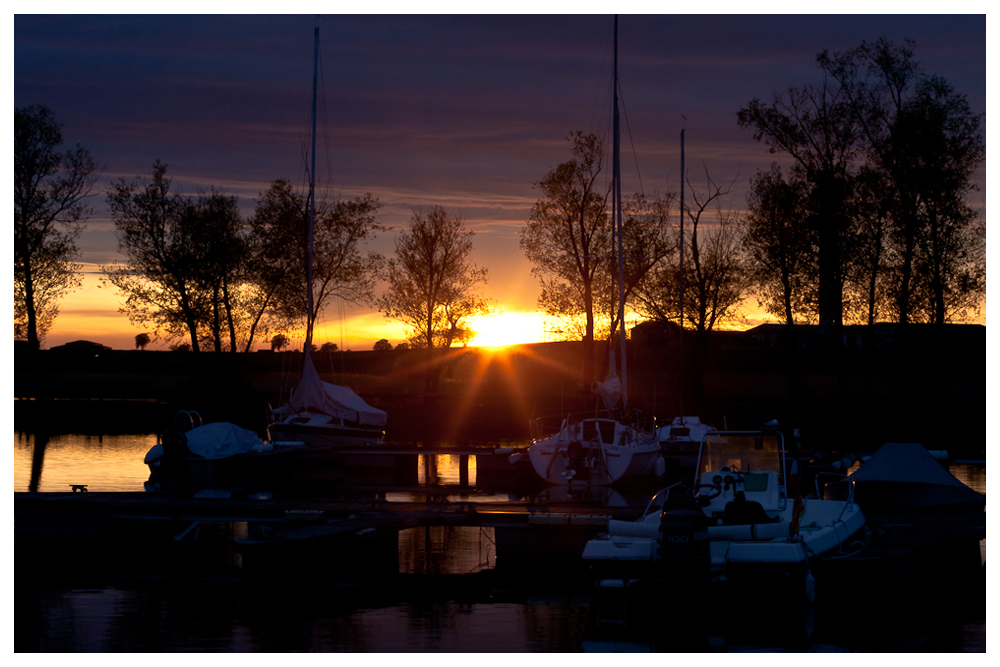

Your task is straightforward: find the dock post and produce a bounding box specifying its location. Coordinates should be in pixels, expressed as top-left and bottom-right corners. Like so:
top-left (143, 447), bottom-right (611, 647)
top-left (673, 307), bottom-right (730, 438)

top-left (460, 454), bottom-right (469, 488)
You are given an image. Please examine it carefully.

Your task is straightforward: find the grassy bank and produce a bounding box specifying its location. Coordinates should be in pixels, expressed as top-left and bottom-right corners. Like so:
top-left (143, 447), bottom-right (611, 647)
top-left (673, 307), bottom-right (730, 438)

top-left (13, 334), bottom-right (985, 456)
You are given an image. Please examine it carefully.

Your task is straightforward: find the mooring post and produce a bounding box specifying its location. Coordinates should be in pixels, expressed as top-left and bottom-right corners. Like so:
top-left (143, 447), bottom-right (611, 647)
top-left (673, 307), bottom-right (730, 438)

top-left (459, 454), bottom-right (469, 488)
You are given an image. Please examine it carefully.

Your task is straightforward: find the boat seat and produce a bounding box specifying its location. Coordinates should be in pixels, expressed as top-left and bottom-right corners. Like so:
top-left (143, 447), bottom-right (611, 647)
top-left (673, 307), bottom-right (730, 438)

top-left (722, 496), bottom-right (780, 525)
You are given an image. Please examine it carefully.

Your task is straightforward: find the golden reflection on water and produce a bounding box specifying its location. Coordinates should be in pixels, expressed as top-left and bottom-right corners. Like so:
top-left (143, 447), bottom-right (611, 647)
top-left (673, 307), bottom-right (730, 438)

top-left (13, 432), bottom-right (157, 492)
top-left (416, 453), bottom-right (477, 486)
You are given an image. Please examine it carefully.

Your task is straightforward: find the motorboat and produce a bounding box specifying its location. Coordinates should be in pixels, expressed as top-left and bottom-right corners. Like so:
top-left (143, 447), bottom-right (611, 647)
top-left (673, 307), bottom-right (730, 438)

top-left (581, 425), bottom-right (866, 598)
top-left (825, 441), bottom-right (985, 516)
top-left (267, 351), bottom-right (386, 448)
top-left (145, 411), bottom-right (309, 488)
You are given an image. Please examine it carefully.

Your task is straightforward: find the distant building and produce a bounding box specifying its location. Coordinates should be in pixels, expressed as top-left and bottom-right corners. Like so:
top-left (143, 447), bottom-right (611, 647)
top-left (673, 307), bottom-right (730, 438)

top-left (745, 323), bottom-right (985, 350)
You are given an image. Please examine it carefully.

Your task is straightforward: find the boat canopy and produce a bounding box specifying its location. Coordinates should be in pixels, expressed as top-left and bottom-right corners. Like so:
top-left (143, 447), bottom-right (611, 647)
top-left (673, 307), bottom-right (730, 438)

top-left (274, 352), bottom-right (388, 427)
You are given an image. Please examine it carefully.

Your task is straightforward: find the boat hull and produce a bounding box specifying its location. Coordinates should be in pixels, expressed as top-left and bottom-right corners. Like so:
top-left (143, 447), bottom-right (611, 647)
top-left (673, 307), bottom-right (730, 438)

top-left (526, 418), bottom-right (661, 486)
top-left (268, 421), bottom-right (385, 449)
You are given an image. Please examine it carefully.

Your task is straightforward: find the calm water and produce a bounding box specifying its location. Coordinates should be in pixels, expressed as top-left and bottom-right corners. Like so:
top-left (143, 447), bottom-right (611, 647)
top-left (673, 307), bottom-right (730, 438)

top-left (13, 431), bottom-right (986, 652)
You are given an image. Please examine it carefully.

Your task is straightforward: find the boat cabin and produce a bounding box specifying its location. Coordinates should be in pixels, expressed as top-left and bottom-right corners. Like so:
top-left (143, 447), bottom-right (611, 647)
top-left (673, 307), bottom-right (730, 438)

top-left (693, 432), bottom-right (788, 520)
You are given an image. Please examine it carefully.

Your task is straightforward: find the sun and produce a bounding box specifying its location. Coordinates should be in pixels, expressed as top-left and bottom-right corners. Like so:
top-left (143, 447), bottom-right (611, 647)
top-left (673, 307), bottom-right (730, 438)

top-left (466, 311), bottom-right (547, 348)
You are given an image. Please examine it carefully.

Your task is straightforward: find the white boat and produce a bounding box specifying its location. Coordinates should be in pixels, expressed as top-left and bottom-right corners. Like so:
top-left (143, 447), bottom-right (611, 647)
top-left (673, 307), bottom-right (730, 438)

top-left (266, 27), bottom-right (387, 450)
top-left (656, 415), bottom-right (716, 477)
top-left (582, 425), bottom-right (866, 596)
top-left (656, 415), bottom-right (715, 445)
top-left (267, 353), bottom-right (386, 447)
top-left (519, 18), bottom-right (661, 488)
top-left (525, 410), bottom-right (662, 486)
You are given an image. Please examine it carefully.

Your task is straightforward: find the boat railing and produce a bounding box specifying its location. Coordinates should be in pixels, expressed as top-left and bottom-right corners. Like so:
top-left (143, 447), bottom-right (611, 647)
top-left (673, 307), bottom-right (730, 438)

top-left (641, 481), bottom-right (684, 517)
top-left (813, 471), bottom-right (848, 499)
top-left (529, 410), bottom-right (615, 441)
top-left (836, 479), bottom-right (857, 523)
top-left (173, 410), bottom-right (203, 433)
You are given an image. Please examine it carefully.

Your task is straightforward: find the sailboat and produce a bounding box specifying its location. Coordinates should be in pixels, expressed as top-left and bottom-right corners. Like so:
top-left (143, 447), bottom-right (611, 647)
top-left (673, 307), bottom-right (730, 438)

top-left (522, 17), bottom-right (662, 487)
top-left (267, 27), bottom-right (387, 449)
top-left (144, 29), bottom-right (386, 490)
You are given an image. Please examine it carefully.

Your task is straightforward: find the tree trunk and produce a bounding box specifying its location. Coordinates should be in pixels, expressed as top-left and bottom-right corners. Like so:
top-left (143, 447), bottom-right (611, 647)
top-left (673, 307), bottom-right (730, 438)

top-left (212, 286), bottom-right (223, 354)
top-left (222, 278), bottom-right (238, 354)
top-left (178, 288), bottom-right (200, 353)
top-left (21, 249), bottom-right (40, 351)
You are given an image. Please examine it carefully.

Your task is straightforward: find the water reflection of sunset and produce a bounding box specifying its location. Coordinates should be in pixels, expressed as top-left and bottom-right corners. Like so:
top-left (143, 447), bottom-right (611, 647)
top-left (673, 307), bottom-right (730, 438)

top-left (417, 454), bottom-right (477, 486)
top-left (13, 432), bottom-right (157, 492)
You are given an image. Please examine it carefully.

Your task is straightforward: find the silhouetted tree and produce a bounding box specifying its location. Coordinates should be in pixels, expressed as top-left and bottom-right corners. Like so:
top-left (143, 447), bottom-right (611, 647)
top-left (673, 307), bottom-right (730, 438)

top-left (635, 170), bottom-right (747, 333)
top-left (738, 69), bottom-right (861, 339)
top-left (372, 339), bottom-right (392, 352)
top-left (842, 166), bottom-right (893, 326)
top-left (103, 161), bottom-right (206, 352)
top-left (520, 132), bottom-right (610, 387)
top-left (822, 38), bottom-right (985, 325)
top-left (270, 333), bottom-right (289, 352)
top-left (134, 333), bottom-right (151, 350)
top-left (742, 163), bottom-right (818, 327)
top-left (603, 191), bottom-right (678, 341)
top-left (14, 105), bottom-right (96, 349)
top-left (251, 178), bottom-right (384, 351)
top-left (377, 206), bottom-right (489, 391)
top-left (186, 189), bottom-right (246, 353)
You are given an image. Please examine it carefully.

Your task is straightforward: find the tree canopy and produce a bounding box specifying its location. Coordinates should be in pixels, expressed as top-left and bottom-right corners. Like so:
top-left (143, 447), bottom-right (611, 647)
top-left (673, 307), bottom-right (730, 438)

top-left (377, 206), bottom-right (490, 390)
top-left (14, 105), bottom-right (96, 349)
top-left (103, 166), bottom-right (385, 353)
top-left (520, 132), bottom-right (610, 386)
top-left (251, 179), bottom-right (384, 349)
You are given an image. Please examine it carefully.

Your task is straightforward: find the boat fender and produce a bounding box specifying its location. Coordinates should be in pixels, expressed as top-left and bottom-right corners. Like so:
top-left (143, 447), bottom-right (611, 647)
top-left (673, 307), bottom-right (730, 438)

top-left (805, 568), bottom-right (816, 604)
top-left (654, 456), bottom-right (666, 478)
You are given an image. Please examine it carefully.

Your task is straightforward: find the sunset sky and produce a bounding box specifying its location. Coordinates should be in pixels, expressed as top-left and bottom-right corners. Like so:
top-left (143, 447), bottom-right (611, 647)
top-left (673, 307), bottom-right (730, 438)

top-left (12, 8), bottom-right (988, 351)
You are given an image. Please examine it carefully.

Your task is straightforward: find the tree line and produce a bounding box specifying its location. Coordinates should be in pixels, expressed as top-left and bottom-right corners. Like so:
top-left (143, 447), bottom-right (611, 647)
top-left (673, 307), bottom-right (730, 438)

top-left (521, 38), bottom-right (984, 387)
top-left (15, 106), bottom-right (490, 367)
top-left (15, 38), bottom-right (984, 392)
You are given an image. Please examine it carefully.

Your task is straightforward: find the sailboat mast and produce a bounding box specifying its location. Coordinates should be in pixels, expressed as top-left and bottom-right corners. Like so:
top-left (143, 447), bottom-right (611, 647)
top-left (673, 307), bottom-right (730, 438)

top-left (306, 26), bottom-right (318, 353)
top-left (613, 16), bottom-right (627, 408)
top-left (678, 126), bottom-right (685, 416)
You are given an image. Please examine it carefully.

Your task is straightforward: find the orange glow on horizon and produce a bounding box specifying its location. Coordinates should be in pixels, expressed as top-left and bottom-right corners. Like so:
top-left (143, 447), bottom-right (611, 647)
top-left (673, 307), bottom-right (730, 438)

top-left (465, 311), bottom-right (548, 349)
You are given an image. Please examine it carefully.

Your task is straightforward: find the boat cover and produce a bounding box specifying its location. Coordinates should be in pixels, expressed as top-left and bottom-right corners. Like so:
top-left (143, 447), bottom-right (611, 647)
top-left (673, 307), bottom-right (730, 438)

top-left (272, 352), bottom-right (388, 427)
top-left (847, 442), bottom-right (984, 509)
top-left (184, 422), bottom-right (267, 459)
top-left (592, 365), bottom-right (622, 411)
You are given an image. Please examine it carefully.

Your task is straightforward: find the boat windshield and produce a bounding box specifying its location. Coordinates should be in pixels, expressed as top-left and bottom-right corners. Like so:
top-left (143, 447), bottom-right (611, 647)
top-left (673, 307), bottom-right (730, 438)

top-left (696, 432), bottom-right (785, 482)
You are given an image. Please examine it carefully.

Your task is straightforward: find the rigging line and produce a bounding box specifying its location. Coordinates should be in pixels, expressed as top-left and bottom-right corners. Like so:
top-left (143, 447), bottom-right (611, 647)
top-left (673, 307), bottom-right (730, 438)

top-left (617, 79), bottom-right (645, 196)
top-left (316, 24), bottom-right (336, 200)
top-left (588, 21), bottom-right (615, 144)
